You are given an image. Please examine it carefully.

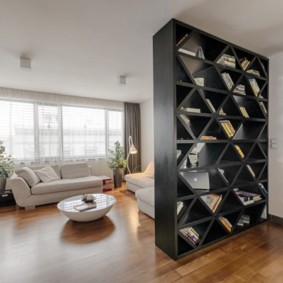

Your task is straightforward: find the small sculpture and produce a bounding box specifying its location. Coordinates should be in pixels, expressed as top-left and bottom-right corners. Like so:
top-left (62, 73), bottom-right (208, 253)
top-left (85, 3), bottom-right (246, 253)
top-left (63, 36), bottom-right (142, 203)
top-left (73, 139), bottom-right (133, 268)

top-left (81, 194), bottom-right (95, 203)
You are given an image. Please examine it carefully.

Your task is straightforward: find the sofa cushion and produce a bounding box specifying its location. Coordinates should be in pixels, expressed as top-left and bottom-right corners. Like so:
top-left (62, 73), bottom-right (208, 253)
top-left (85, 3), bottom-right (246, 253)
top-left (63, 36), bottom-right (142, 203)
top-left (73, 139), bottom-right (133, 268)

top-left (15, 167), bottom-right (41, 187)
top-left (34, 166), bottom-right (61, 183)
top-left (135, 187), bottom-right (154, 207)
top-left (124, 173), bottom-right (154, 188)
top-left (31, 176), bottom-right (102, 195)
top-left (60, 162), bottom-right (90, 179)
top-left (29, 164), bottom-right (61, 178)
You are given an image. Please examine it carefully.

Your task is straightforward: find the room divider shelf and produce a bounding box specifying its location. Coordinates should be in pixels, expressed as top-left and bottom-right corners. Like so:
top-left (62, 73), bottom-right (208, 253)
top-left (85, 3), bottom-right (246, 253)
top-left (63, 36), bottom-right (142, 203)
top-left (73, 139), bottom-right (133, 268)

top-left (154, 19), bottom-right (268, 259)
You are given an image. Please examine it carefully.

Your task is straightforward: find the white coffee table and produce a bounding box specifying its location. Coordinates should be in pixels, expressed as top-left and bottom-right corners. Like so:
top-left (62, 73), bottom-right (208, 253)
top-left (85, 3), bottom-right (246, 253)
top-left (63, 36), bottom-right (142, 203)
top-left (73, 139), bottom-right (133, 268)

top-left (57, 193), bottom-right (116, 222)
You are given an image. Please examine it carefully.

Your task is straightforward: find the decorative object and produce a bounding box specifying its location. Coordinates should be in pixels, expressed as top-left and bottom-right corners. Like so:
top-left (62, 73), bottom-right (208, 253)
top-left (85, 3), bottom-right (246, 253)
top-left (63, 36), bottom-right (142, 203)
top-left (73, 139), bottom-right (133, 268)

top-left (0, 141), bottom-right (14, 192)
top-left (196, 46), bottom-right (205, 59)
top-left (81, 194), bottom-right (96, 203)
top-left (126, 136), bottom-right (138, 174)
top-left (107, 141), bottom-right (127, 188)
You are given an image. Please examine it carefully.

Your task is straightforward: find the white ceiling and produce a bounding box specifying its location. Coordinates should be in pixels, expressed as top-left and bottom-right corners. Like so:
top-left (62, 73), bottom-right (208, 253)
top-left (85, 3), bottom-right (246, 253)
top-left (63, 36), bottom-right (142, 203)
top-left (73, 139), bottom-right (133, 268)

top-left (0, 0), bottom-right (282, 103)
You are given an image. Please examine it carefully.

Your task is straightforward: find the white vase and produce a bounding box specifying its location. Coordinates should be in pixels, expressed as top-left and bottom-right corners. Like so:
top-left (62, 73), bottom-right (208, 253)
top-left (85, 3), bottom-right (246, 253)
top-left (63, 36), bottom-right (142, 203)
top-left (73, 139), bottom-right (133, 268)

top-left (0, 176), bottom-right (6, 193)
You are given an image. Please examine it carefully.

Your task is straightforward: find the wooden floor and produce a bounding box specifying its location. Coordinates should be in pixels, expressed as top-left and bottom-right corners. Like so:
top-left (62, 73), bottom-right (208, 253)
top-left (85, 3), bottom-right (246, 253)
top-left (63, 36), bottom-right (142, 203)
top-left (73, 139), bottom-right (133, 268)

top-left (1, 185), bottom-right (283, 283)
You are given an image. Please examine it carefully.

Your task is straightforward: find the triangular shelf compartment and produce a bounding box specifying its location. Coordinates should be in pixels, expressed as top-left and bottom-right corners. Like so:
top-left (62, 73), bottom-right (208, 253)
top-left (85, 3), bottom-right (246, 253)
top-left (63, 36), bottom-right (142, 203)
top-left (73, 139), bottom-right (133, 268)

top-left (177, 174), bottom-right (194, 198)
top-left (258, 124), bottom-right (268, 140)
top-left (233, 121), bottom-right (266, 140)
top-left (258, 142), bottom-right (268, 157)
top-left (248, 143), bottom-right (266, 161)
top-left (208, 168), bottom-right (228, 191)
top-left (258, 164), bottom-right (267, 180)
top-left (233, 96), bottom-right (265, 119)
top-left (218, 210), bottom-right (242, 233)
top-left (200, 89), bottom-right (226, 114)
top-left (202, 219), bottom-right (228, 245)
top-left (176, 26), bottom-right (194, 47)
top-left (218, 165), bottom-right (242, 185)
top-left (176, 57), bottom-right (195, 84)
top-left (233, 75), bottom-right (255, 97)
top-left (233, 143), bottom-right (254, 161)
top-left (219, 96), bottom-right (242, 117)
top-left (219, 192), bottom-right (242, 213)
top-left (178, 31), bottom-right (227, 62)
top-left (240, 202), bottom-right (266, 226)
top-left (215, 46), bottom-right (241, 70)
top-left (179, 198), bottom-right (212, 225)
top-left (179, 89), bottom-right (211, 114)
top-left (233, 47), bottom-right (255, 72)
top-left (246, 57), bottom-right (267, 79)
top-left (177, 199), bottom-right (194, 221)
top-left (176, 84), bottom-right (194, 108)
top-left (176, 116), bottom-right (195, 140)
top-left (203, 119), bottom-right (227, 140)
top-left (177, 235), bottom-right (195, 255)
top-left (233, 165), bottom-right (255, 186)
top-left (258, 82), bottom-right (268, 99)
top-left (247, 162), bottom-right (266, 180)
top-left (258, 58), bottom-right (268, 77)
top-left (258, 182), bottom-right (268, 198)
top-left (219, 144), bottom-right (242, 164)
top-left (177, 143), bottom-right (194, 168)
top-left (179, 55), bottom-right (227, 90)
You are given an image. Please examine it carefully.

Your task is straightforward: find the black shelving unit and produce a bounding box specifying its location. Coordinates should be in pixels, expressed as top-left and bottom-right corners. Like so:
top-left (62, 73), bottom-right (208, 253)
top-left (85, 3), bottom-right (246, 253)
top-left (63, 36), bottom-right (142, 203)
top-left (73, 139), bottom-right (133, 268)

top-left (153, 19), bottom-right (268, 259)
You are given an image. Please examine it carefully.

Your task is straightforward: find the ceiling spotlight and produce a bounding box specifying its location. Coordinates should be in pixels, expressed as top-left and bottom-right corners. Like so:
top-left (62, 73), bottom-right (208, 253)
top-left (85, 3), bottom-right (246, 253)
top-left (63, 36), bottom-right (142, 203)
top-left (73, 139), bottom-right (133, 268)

top-left (20, 56), bottom-right (31, 69)
top-left (119, 75), bottom-right (126, 85)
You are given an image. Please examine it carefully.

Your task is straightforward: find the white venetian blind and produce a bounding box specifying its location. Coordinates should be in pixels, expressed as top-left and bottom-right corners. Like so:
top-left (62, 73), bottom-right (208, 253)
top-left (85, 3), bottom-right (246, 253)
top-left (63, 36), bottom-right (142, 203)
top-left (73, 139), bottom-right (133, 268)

top-left (108, 110), bottom-right (123, 148)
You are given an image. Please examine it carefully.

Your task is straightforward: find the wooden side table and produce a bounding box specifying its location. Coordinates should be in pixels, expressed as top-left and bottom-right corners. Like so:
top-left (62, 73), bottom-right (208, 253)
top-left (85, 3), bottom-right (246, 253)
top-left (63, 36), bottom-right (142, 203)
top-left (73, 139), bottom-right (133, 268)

top-left (0, 190), bottom-right (15, 207)
top-left (97, 176), bottom-right (113, 192)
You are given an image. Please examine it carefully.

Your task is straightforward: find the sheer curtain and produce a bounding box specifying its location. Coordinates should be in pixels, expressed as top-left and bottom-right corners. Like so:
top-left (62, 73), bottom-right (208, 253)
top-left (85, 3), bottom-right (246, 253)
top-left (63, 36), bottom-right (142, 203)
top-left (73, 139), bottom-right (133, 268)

top-left (0, 87), bottom-right (124, 165)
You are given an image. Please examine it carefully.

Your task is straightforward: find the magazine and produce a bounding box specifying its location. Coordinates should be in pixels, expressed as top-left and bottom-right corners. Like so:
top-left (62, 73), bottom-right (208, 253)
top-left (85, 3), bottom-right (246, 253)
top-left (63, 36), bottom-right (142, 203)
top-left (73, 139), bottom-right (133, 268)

top-left (74, 202), bottom-right (97, 212)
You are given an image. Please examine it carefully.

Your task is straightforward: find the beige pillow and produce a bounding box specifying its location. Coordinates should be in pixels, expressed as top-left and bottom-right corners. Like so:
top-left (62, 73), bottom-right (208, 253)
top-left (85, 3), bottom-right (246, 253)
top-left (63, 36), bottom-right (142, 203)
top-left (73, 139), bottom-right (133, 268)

top-left (144, 161), bottom-right (154, 178)
top-left (15, 167), bottom-right (41, 187)
top-left (60, 162), bottom-right (91, 179)
top-left (34, 166), bottom-right (60, 183)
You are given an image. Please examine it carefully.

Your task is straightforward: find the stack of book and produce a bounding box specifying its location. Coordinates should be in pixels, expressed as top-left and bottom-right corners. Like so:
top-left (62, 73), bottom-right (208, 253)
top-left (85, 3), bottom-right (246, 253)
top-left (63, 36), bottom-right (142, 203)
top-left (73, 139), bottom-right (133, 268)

top-left (219, 108), bottom-right (226, 116)
top-left (246, 165), bottom-right (256, 178)
top-left (239, 106), bottom-right (249, 118)
top-left (217, 54), bottom-right (236, 68)
top-left (237, 214), bottom-right (250, 227)
top-left (249, 78), bottom-right (260, 96)
top-left (247, 69), bottom-right (260, 77)
top-left (221, 72), bottom-right (234, 90)
top-left (194, 77), bottom-right (204, 86)
top-left (220, 120), bottom-right (236, 138)
top-left (180, 227), bottom-right (200, 246)
top-left (259, 102), bottom-right (267, 114)
top-left (233, 84), bottom-right (246, 95)
top-left (219, 216), bottom-right (232, 232)
top-left (178, 48), bottom-right (196, 56)
top-left (206, 99), bottom-right (216, 112)
top-left (201, 194), bottom-right (222, 212)
top-left (240, 57), bottom-right (250, 70)
top-left (177, 201), bottom-right (184, 215)
top-left (235, 145), bottom-right (245, 158)
top-left (201, 135), bottom-right (217, 140)
top-left (234, 189), bottom-right (262, 205)
top-left (180, 106), bottom-right (201, 113)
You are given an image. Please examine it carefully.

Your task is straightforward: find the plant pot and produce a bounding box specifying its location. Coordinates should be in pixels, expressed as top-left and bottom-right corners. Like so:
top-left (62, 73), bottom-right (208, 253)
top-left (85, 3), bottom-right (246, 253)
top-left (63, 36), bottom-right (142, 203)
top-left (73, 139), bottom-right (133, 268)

top-left (0, 176), bottom-right (6, 193)
top-left (113, 168), bottom-right (124, 188)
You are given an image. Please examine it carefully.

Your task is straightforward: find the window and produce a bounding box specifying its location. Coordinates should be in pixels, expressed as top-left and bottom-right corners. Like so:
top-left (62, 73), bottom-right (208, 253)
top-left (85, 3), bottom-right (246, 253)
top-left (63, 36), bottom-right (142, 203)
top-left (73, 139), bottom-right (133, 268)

top-left (0, 99), bottom-right (124, 163)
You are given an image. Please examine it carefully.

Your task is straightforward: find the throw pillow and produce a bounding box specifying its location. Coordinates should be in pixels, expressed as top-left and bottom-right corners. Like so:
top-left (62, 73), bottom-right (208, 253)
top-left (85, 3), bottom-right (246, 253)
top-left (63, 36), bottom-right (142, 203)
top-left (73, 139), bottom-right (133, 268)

top-left (144, 161), bottom-right (154, 178)
top-left (34, 166), bottom-right (61, 183)
top-left (15, 167), bottom-right (41, 187)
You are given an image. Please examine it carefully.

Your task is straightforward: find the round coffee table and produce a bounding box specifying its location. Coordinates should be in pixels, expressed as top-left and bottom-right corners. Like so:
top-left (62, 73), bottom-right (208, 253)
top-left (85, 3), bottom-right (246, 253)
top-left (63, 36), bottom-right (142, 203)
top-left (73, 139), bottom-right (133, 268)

top-left (57, 193), bottom-right (116, 222)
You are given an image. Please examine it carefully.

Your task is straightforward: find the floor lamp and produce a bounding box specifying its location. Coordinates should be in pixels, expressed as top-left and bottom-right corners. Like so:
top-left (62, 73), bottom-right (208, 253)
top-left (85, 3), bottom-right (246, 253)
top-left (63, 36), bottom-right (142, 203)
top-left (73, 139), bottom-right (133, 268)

top-left (126, 136), bottom-right (137, 174)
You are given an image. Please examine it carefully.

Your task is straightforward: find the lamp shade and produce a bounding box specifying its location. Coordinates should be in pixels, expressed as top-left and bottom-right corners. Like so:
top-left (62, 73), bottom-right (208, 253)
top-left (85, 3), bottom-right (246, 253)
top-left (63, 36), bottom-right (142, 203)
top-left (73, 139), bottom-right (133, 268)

top-left (129, 144), bottom-right (137, 154)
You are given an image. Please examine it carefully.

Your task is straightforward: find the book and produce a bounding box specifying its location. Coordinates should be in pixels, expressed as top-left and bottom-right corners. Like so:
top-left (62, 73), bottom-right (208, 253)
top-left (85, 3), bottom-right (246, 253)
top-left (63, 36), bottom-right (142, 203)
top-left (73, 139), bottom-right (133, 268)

top-left (240, 57), bottom-right (250, 70)
top-left (234, 189), bottom-right (262, 205)
top-left (221, 72), bottom-right (234, 90)
top-left (176, 33), bottom-right (189, 46)
top-left (217, 54), bottom-right (236, 68)
top-left (259, 102), bottom-right (267, 114)
top-left (219, 216), bottom-right (232, 232)
top-left (74, 202), bottom-right (96, 212)
top-left (219, 108), bottom-right (226, 116)
top-left (181, 107), bottom-right (201, 113)
top-left (239, 106), bottom-right (249, 118)
top-left (206, 99), bottom-right (216, 112)
top-left (246, 165), bottom-right (256, 178)
top-left (235, 145), bottom-right (245, 158)
top-left (178, 48), bottom-right (196, 56)
top-left (233, 84), bottom-right (246, 96)
top-left (249, 78), bottom-right (260, 96)
top-left (218, 168), bottom-right (229, 183)
top-left (177, 201), bottom-right (184, 215)
top-left (201, 194), bottom-right (221, 212)
top-left (180, 227), bottom-right (200, 245)
top-left (237, 214), bottom-right (250, 227)
top-left (201, 135), bottom-right (217, 140)
top-left (220, 120), bottom-right (236, 138)
top-left (194, 77), bottom-right (204, 86)
top-left (247, 69), bottom-right (260, 77)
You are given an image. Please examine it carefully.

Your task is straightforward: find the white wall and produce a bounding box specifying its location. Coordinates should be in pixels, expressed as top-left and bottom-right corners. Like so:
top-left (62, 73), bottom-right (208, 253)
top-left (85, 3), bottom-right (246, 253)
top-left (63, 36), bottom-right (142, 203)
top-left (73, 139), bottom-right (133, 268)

top-left (269, 53), bottom-right (283, 218)
top-left (140, 99), bottom-right (154, 170)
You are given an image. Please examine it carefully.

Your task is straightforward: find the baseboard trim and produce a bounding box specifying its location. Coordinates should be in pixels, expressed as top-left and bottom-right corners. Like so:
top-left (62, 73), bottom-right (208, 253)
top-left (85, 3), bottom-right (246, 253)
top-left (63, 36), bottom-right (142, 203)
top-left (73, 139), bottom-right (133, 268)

top-left (269, 214), bottom-right (283, 225)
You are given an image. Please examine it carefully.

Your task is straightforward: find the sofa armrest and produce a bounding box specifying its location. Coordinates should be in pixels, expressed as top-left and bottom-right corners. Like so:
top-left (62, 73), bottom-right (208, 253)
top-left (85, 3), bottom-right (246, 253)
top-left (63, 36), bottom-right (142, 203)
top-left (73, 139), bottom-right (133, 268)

top-left (9, 174), bottom-right (32, 207)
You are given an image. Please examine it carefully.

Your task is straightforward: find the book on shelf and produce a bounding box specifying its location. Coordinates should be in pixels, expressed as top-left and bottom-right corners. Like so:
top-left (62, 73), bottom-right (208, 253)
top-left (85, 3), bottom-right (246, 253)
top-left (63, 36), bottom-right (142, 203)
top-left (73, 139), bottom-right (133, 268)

top-left (219, 108), bottom-right (226, 116)
top-left (220, 120), bottom-right (236, 138)
top-left (221, 72), bottom-right (234, 90)
top-left (235, 145), bottom-right (245, 158)
top-left (177, 201), bottom-right (184, 215)
top-left (177, 150), bottom-right (182, 159)
top-left (247, 69), bottom-right (261, 77)
top-left (206, 98), bottom-right (216, 112)
top-left (217, 54), bottom-right (236, 68)
top-left (180, 106), bottom-right (201, 113)
top-left (201, 135), bottom-right (217, 140)
top-left (219, 216), bottom-right (232, 232)
top-left (201, 194), bottom-right (222, 212)
top-left (258, 183), bottom-right (268, 196)
top-left (196, 46), bottom-right (205, 59)
top-left (74, 202), bottom-right (96, 212)
top-left (178, 48), bottom-right (196, 57)
top-left (240, 57), bottom-right (250, 70)
top-left (180, 227), bottom-right (200, 246)
top-left (246, 165), bottom-right (256, 178)
top-left (176, 33), bottom-right (189, 46)
top-left (239, 106), bottom-right (249, 118)
top-left (218, 168), bottom-right (229, 183)
top-left (194, 77), bottom-right (204, 86)
top-left (249, 78), bottom-right (260, 96)
top-left (234, 188), bottom-right (262, 205)
top-left (180, 114), bottom-right (190, 125)
top-left (259, 102), bottom-right (267, 114)
top-left (237, 214), bottom-right (250, 227)
top-left (233, 84), bottom-right (246, 96)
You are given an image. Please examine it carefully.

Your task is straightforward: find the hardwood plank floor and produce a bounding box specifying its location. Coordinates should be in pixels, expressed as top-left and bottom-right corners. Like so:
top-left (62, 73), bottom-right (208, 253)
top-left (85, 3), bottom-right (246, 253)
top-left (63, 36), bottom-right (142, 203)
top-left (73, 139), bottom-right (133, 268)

top-left (1, 185), bottom-right (283, 283)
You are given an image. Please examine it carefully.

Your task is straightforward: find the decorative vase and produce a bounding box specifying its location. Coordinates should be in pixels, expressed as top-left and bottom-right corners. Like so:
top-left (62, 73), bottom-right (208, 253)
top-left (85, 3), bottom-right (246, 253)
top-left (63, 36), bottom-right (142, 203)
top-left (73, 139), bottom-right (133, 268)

top-left (113, 168), bottom-right (123, 188)
top-left (0, 176), bottom-right (6, 193)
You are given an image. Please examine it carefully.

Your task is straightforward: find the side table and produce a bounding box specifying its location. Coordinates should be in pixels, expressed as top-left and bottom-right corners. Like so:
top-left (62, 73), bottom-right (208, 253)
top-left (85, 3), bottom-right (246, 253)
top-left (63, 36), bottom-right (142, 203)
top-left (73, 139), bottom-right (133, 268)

top-left (97, 175), bottom-right (113, 192)
top-left (0, 190), bottom-right (15, 207)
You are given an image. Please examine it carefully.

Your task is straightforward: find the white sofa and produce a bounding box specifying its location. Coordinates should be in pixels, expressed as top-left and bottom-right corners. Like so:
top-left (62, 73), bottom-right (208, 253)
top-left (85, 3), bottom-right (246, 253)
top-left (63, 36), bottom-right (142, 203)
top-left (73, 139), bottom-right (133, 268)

top-left (125, 162), bottom-right (155, 218)
top-left (9, 162), bottom-right (103, 209)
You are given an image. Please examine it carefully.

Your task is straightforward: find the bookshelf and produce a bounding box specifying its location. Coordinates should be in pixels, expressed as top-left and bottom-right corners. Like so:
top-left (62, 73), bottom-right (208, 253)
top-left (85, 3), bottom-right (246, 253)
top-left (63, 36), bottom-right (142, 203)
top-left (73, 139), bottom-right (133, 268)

top-left (153, 19), bottom-right (268, 259)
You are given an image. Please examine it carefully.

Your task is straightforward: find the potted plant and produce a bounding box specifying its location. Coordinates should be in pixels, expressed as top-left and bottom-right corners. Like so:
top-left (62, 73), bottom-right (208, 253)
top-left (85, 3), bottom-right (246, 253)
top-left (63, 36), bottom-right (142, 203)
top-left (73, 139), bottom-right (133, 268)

top-left (0, 141), bottom-right (14, 192)
top-left (107, 141), bottom-right (127, 188)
